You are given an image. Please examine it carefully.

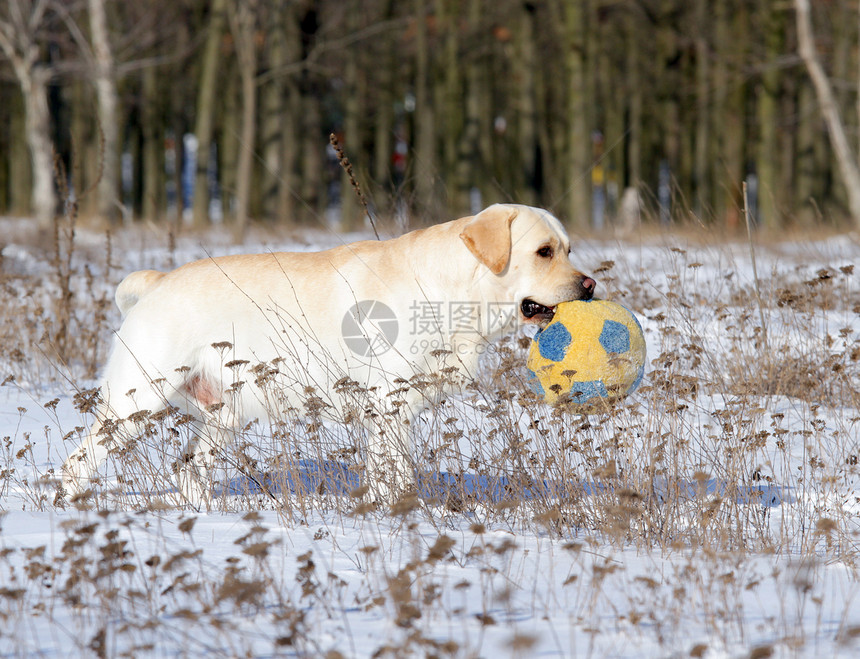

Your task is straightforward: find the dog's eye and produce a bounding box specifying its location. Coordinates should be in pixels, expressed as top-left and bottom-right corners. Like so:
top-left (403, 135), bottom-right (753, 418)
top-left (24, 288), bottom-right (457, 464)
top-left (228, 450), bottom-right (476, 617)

top-left (537, 246), bottom-right (553, 258)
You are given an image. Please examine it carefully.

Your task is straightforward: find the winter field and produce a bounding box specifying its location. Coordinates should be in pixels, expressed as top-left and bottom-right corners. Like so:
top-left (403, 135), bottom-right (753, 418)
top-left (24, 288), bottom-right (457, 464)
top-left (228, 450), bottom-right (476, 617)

top-left (0, 214), bottom-right (858, 657)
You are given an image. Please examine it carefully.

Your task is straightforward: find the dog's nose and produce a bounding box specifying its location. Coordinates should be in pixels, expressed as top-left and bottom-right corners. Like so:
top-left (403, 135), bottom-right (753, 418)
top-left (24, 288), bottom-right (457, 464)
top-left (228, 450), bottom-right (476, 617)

top-left (580, 277), bottom-right (596, 300)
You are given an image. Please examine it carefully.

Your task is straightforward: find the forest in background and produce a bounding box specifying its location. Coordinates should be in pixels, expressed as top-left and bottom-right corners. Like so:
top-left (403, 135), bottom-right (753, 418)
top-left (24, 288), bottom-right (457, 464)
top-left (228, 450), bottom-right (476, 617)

top-left (1, 0), bottom-right (860, 235)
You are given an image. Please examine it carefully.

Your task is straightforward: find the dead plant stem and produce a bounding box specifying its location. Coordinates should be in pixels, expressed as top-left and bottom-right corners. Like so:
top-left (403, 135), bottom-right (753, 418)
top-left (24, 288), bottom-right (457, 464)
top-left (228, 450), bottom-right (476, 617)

top-left (743, 181), bottom-right (769, 351)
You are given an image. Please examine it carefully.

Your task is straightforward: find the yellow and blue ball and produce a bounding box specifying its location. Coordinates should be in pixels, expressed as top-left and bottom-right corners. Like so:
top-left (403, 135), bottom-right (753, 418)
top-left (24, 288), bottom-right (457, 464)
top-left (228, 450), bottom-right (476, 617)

top-left (527, 299), bottom-right (646, 411)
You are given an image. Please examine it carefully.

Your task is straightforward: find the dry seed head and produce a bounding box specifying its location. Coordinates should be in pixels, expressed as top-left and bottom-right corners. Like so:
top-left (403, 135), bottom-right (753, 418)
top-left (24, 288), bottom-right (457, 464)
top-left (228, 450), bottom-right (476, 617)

top-left (389, 494), bottom-right (420, 516)
top-left (349, 484), bottom-right (369, 498)
top-left (426, 535), bottom-right (456, 563)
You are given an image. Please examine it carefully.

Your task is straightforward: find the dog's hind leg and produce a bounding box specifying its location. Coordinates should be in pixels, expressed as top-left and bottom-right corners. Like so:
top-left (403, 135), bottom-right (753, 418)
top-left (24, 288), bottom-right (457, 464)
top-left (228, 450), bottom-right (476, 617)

top-left (61, 383), bottom-right (169, 502)
top-left (174, 374), bottom-right (238, 509)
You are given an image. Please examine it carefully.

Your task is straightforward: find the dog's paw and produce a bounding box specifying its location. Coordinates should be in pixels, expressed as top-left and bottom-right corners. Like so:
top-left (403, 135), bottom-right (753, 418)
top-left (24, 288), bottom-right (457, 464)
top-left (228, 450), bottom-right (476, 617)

top-left (176, 467), bottom-right (212, 511)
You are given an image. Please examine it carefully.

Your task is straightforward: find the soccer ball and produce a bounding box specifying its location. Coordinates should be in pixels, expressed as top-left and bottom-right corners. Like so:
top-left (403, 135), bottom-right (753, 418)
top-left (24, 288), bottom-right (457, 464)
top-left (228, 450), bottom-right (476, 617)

top-left (526, 299), bottom-right (646, 411)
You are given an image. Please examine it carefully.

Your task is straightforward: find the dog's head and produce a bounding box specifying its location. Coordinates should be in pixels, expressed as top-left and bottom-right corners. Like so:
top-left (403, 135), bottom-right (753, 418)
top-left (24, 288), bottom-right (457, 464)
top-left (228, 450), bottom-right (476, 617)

top-left (460, 204), bottom-right (595, 327)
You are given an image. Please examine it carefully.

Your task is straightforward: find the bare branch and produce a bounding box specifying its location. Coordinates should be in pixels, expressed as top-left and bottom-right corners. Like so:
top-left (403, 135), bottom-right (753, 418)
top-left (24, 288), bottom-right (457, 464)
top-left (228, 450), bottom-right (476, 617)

top-left (255, 16), bottom-right (409, 87)
top-left (795, 0), bottom-right (860, 224)
top-left (27, 0), bottom-right (50, 34)
top-left (51, 0), bottom-right (94, 67)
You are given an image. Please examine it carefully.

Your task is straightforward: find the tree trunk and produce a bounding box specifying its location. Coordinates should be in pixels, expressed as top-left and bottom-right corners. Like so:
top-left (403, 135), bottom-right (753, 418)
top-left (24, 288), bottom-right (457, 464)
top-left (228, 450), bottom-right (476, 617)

top-left (230, 0), bottom-right (258, 241)
top-left (260, 0), bottom-right (286, 223)
top-left (857, 0), bottom-right (860, 159)
top-left (624, 8), bottom-right (642, 191)
top-left (534, 28), bottom-right (557, 208)
top-left (340, 1), bottom-right (361, 229)
top-left (191, 0), bottom-right (228, 228)
top-left (298, 91), bottom-right (323, 223)
top-left (795, 0), bottom-right (860, 225)
top-left (657, 1), bottom-right (680, 224)
top-left (141, 65), bottom-right (163, 221)
top-left (21, 67), bottom-right (56, 228)
top-left (779, 68), bottom-right (797, 220)
top-left (413, 0), bottom-right (437, 220)
top-left (514, 2), bottom-right (538, 206)
top-left (220, 61), bottom-right (239, 222)
top-left (794, 80), bottom-right (818, 224)
top-left (599, 14), bottom-right (623, 224)
top-left (0, 87), bottom-right (9, 211)
top-left (88, 0), bottom-right (120, 224)
top-left (0, 2), bottom-right (57, 228)
top-left (278, 3), bottom-right (301, 223)
top-left (454, 0), bottom-right (484, 215)
top-left (693, 0), bottom-right (710, 218)
top-left (296, 6), bottom-right (323, 224)
top-left (755, 0), bottom-right (783, 229)
top-left (372, 2), bottom-right (396, 217)
top-left (70, 80), bottom-right (98, 219)
top-left (476, 43), bottom-right (494, 205)
top-left (437, 0), bottom-right (461, 211)
top-left (560, 0), bottom-right (590, 228)
top-left (712, 0), bottom-right (747, 229)
top-left (8, 88), bottom-right (33, 216)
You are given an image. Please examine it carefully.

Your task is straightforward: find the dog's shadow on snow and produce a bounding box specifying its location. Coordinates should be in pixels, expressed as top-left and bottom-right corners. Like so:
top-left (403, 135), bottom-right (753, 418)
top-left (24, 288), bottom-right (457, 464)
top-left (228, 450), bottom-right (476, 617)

top-left (217, 459), bottom-right (793, 507)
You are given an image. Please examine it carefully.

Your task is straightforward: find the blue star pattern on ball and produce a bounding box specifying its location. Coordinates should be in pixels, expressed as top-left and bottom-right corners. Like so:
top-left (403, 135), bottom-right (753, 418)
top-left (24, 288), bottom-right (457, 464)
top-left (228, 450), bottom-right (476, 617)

top-left (568, 380), bottom-right (608, 403)
top-left (527, 374), bottom-right (611, 405)
top-left (599, 320), bottom-right (630, 354)
top-left (527, 372), bottom-right (545, 397)
top-left (536, 322), bottom-right (572, 362)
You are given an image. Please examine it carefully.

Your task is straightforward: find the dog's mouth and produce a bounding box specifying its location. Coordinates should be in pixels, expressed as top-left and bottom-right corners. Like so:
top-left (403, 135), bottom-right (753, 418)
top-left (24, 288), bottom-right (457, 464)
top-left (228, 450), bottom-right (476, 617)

top-left (521, 298), bottom-right (556, 324)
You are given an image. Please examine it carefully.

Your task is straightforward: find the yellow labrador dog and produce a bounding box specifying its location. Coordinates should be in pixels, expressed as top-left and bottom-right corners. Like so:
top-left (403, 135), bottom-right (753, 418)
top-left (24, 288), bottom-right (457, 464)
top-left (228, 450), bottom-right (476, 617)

top-left (62, 204), bottom-right (594, 505)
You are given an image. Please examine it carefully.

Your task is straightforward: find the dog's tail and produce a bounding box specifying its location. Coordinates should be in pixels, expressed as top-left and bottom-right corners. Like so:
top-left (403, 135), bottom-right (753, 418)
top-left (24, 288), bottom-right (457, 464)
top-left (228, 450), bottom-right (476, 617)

top-left (115, 270), bottom-right (165, 316)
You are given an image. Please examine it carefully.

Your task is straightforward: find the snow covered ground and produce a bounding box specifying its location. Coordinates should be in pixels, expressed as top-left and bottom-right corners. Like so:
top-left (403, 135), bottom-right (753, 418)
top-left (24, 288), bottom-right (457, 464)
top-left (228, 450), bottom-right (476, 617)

top-left (0, 218), bottom-right (859, 657)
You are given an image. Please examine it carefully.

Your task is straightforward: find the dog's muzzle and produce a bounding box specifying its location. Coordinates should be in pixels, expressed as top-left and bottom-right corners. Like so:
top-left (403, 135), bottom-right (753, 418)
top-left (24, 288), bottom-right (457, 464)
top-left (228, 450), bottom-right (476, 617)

top-left (520, 277), bottom-right (596, 323)
top-left (521, 298), bottom-right (556, 322)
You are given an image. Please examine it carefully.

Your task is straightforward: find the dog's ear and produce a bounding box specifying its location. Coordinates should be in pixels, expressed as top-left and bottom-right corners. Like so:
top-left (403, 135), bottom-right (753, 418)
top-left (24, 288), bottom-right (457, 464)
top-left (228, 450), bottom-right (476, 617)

top-left (459, 205), bottom-right (518, 275)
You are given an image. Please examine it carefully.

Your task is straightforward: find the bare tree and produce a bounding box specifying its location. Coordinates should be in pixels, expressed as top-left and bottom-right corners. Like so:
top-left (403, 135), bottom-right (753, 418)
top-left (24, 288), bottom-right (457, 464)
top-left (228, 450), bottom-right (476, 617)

top-left (412, 0), bottom-right (437, 218)
top-left (552, 0), bottom-right (591, 227)
top-left (87, 0), bottom-right (120, 223)
top-left (0, 0), bottom-right (57, 228)
top-left (191, 0), bottom-right (228, 228)
top-left (756, 0), bottom-right (783, 229)
top-left (795, 0), bottom-right (860, 226)
top-left (53, 0), bottom-right (190, 223)
top-left (228, 0), bottom-right (259, 240)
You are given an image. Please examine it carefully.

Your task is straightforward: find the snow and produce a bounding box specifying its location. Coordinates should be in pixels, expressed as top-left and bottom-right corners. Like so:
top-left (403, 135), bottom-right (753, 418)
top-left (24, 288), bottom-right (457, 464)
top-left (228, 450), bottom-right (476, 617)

top-left (3, 507), bottom-right (859, 657)
top-left (1, 221), bottom-right (859, 657)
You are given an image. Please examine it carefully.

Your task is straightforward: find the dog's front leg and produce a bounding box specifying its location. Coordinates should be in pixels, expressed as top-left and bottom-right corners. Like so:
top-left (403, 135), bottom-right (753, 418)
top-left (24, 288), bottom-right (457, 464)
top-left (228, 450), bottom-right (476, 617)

top-left (62, 417), bottom-right (108, 499)
top-left (176, 408), bottom-right (237, 509)
top-left (363, 413), bottom-right (415, 504)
